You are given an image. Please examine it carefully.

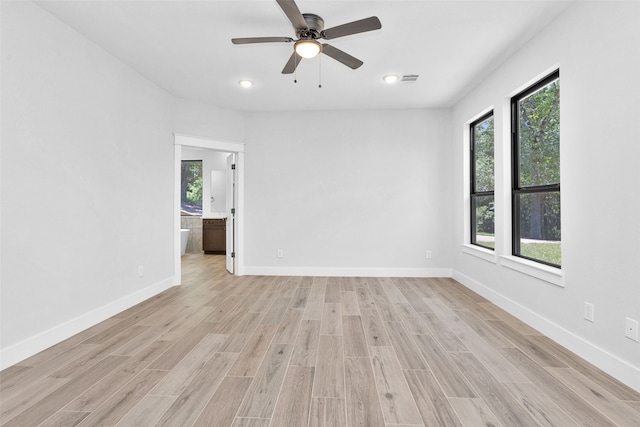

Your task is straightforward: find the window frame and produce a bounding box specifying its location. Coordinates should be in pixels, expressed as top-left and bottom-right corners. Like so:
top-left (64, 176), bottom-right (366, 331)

top-left (181, 159), bottom-right (203, 216)
top-left (470, 110), bottom-right (495, 250)
top-left (511, 69), bottom-right (560, 268)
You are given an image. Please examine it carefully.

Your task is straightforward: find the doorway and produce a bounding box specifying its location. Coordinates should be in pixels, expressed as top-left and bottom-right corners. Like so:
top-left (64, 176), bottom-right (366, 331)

top-left (173, 133), bottom-right (245, 284)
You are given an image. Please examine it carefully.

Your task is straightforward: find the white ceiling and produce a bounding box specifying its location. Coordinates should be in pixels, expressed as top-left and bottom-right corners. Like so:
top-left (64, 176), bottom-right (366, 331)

top-left (35, 0), bottom-right (573, 112)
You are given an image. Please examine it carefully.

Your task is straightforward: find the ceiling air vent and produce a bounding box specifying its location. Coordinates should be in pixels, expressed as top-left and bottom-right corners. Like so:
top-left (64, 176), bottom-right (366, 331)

top-left (401, 74), bottom-right (419, 82)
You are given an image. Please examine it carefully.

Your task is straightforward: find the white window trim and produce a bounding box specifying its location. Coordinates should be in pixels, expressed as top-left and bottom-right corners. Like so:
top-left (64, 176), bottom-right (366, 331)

top-left (500, 255), bottom-right (564, 287)
top-left (461, 243), bottom-right (497, 264)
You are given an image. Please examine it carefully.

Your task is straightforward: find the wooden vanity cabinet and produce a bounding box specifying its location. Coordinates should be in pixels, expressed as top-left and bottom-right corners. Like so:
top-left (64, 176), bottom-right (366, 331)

top-left (203, 218), bottom-right (226, 254)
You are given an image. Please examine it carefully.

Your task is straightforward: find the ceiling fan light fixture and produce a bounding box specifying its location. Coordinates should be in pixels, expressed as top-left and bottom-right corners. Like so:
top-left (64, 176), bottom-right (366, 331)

top-left (238, 79), bottom-right (254, 88)
top-left (295, 40), bottom-right (321, 58)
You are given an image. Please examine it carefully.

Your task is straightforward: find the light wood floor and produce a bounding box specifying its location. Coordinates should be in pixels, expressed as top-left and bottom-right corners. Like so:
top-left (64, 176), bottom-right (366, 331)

top-left (2, 254), bottom-right (640, 426)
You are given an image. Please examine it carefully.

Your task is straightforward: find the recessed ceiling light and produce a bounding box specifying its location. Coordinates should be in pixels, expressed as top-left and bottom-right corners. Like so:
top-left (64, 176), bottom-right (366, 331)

top-left (383, 74), bottom-right (399, 83)
top-left (238, 79), bottom-right (254, 88)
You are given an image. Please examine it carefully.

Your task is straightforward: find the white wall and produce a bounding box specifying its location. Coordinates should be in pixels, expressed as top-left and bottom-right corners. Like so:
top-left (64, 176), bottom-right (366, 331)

top-left (451, 1), bottom-right (640, 390)
top-left (173, 97), bottom-right (246, 143)
top-left (243, 109), bottom-right (453, 277)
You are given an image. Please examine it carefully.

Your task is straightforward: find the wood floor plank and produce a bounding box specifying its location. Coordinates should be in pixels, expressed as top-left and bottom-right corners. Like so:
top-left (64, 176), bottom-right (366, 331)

top-left (371, 293), bottom-right (402, 322)
top-left (380, 278), bottom-right (408, 303)
top-left (320, 303), bottom-right (343, 335)
top-left (271, 366), bottom-right (315, 426)
top-left (453, 326), bottom-right (528, 383)
top-left (417, 311), bottom-right (467, 352)
top-left (412, 334), bottom-right (476, 398)
top-left (114, 394), bottom-right (175, 427)
top-left (48, 326), bottom-right (146, 379)
top-left (447, 397), bottom-right (504, 427)
top-left (39, 410), bottom-right (89, 427)
top-left (478, 302), bottom-right (540, 335)
top-left (500, 347), bottom-right (617, 427)
top-left (290, 319), bottom-right (321, 367)
top-left (339, 277), bottom-right (356, 292)
top-left (448, 352), bottom-right (539, 427)
top-left (3, 355), bottom-right (129, 427)
top-left (369, 346), bottom-right (423, 425)
top-left (502, 380), bottom-right (581, 426)
top-left (400, 315), bottom-right (428, 336)
top-left (65, 340), bottom-right (172, 411)
top-left (147, 324), bottom-right (209, 370)
top-left (486, 319), bottom-right (567, 367)
top-left (193, 376), bottom-right (252, 427)
top-left (532, 335), bottom-right (640, 401)
top-left (344, 357), bottom-right (385, 427)
top-left (261, 297), bottom-right (292, 325)
top-left (453, 309), bottom-right (515, 349)
top-left (237, 343), bottom-right (293, 418)
top-left (341, 291), bottom-right (360, 316)
top-left (81, 306), bottom-right (158, 345)
top-left (360, 308), bottom-right (391, 346)
top-left (291, 286), bottom-right (311, 309)
top-left (424, 297), bottom-right (468, 330)
top-left (383, 321), bottom-right (428, 370)
top-left (546, 367), bottom-right (640, 426)
top-left (309, 397), bottom-right (347, 427)
top-left (403, 369), bottom-right (463, 426)
top-left (302, 279), bottom-right (328, 320)
top-left (217, 311), bottom-right (264, 353)
top-left (155, 351), bottom-right (237, 426)
top-left (342, 315), bottom-right (369, 358)
top-left (313, 335), bottom-right (345, 398)
top-left (231, 418), bottom-right (271, 427)
top-left (227, 324), bottom-right (277, 377)
top-left (273, 308), bottom-right (304, 344)
top-left (211, 294), bottom-right (264, 334)
top-left (79, 369), bottom-right (168, 426)
top-left (355, 285), bottom-right (377, 311)
top-left (325, 282), bottom-right (341, 303)
top-left (150, 333), bottom-right (227, 396)
top-left (0, 376), bottom-right (70, 423)
top-left (395, 284), bottom-right (433, 313)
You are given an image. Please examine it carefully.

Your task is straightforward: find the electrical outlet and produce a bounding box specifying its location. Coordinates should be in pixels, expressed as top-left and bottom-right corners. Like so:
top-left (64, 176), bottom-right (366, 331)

top-left (277, 249), bottom-right (283, 258)
top-left (625, 317), bottom-right (639, 342)
top-left (584, 302), bottom-right (594, 322)
top-left (138, 265), bottom-right (144, 278)
top-left (426, 251), bottom-right (432, 259)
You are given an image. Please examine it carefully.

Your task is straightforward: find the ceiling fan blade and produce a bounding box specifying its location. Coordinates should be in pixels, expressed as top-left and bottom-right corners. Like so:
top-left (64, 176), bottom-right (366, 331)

top-left (232, 37), bottom-right (294, 45)
top-left (282, 52), bottom-right (303, 74)
top-left (322, 16), bottom-right (381, 40)
top-left (321, 44), bottom-right (363, 69)
top-left (276, 0), bottom-right (308, 31)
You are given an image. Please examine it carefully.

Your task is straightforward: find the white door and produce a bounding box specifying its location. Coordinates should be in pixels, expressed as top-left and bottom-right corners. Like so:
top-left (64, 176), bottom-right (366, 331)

top-left (225, 154), bottom-right (236, 274)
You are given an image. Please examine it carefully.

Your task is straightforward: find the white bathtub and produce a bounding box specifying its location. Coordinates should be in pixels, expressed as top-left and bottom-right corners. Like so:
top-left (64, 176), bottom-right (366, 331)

top-left (180, 229), bottom-right (190, 255)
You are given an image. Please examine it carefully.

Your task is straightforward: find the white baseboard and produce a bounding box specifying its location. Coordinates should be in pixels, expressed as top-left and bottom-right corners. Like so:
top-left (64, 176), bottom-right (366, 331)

top-left (452, 269), bottom-right (640, 393)
top-left (242, 266), bottom-right (453, 278)
top-left (0, 277), bottom-right (176, 370)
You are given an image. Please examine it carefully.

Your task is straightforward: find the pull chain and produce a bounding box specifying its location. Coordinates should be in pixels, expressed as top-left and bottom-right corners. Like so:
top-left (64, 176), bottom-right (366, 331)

top-left (294, 54), bottom-right (298, 84)
top-left (318, 49), bottom-right (322, 88)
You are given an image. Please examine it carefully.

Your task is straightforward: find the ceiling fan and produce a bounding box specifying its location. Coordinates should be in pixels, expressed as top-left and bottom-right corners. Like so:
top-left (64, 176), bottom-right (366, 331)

top-left (231, 0), bottom-right (382, 74)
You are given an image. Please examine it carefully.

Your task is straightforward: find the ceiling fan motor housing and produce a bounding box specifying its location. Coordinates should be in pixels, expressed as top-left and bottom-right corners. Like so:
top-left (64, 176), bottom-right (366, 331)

top-left (299, 13), bottom-right (324, 39)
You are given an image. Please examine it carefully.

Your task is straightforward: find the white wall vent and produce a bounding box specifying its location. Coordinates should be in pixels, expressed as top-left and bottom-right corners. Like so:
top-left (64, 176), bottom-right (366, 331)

top-left (401, 74), bottom-right (419, 82)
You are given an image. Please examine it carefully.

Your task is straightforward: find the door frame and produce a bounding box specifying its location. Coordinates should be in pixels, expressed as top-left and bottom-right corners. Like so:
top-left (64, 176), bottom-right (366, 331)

top-left (174, 133), bottom-right (246, 283)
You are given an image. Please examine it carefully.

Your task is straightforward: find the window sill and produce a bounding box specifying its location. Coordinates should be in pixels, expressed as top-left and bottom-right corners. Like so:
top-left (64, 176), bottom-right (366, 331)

top-left (500, 255), bottom-right (564, 287)
top-left (461, 244), bottom-right (497, 264)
